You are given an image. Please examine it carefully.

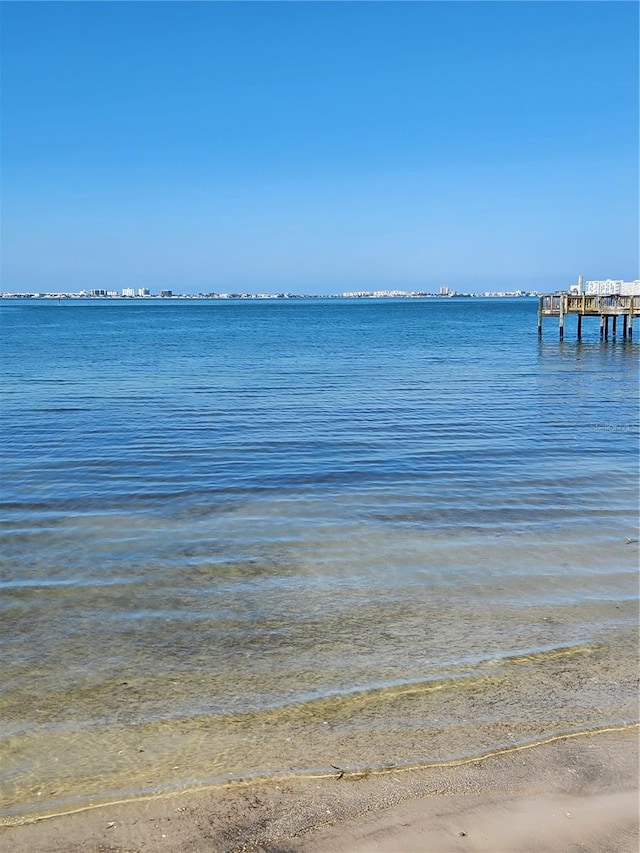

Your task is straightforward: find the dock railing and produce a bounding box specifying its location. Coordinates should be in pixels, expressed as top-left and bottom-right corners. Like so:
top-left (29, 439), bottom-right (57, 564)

top-left (541, 294), bottom-right (639, 316)
top-left (538, 293), bottom-right (637, 340)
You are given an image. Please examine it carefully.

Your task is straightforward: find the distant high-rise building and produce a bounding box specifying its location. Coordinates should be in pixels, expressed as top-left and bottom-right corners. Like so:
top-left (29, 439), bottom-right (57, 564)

top-left (585, 279), bottom-right (640, 296)
top-left (159, 290), bottom-right (173, 298)
top-left (121, 287), bottom-right (135, 297)
top-left (137, 288), bottom-right (150, 297)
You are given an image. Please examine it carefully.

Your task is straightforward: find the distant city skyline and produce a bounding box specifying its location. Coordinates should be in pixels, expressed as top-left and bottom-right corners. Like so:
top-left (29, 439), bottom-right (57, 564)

top-left (1, 1), bottom-right (638, 295)
top-left (5, 275), bottom-right (639, 301)
top-left (0, 287), bottom-right (543, 300)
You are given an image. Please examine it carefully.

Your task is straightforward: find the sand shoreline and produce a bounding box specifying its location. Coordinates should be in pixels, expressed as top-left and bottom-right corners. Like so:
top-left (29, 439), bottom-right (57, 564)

top-left (2, 724), bottom-right (637, 852)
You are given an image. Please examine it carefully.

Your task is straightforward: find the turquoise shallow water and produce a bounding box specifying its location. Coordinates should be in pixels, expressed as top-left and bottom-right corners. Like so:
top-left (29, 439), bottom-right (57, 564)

top-left (1, 297), bottom-right (638, 819)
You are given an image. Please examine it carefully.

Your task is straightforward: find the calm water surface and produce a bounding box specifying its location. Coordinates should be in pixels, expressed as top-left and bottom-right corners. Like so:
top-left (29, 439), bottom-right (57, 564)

top-left (1, 298), bottom-right (638, 819)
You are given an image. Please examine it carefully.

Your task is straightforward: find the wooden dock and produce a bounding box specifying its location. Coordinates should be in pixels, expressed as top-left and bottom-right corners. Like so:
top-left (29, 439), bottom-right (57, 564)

top-left (538, 293), bottom-right (639, 340)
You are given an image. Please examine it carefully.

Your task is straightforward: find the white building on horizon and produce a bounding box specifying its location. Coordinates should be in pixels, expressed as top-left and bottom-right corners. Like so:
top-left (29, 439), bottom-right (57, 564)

top-left (569, 275), bottom-right (640, 296)
top-left (585, 279), bottom-right (640, 296)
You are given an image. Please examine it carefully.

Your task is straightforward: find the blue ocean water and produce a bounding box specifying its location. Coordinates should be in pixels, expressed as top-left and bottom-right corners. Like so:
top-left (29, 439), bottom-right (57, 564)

top-left (1, 297), bottom-right (638, 819)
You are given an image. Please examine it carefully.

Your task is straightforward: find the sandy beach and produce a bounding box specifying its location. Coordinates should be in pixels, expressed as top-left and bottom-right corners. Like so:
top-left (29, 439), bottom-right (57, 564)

top-left (2, 725), bottom-right (637, 853)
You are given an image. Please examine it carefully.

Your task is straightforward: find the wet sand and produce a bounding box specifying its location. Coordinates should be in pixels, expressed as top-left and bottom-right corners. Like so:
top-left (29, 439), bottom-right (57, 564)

top-left (2, 725), bottom-right (637, 852)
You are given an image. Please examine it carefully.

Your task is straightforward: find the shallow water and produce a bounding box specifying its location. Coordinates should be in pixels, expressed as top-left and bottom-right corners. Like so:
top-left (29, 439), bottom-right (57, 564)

top-left (1, 297), bottom-right (638, 819)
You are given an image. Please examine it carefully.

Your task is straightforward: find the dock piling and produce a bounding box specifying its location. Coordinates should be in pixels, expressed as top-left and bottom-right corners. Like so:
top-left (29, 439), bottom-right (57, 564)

top-left (537, 298), bottom-right (543, 340)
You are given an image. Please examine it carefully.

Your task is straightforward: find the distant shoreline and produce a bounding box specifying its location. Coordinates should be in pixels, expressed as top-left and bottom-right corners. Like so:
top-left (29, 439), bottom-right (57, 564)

top-left (0, 292), bottom-right (541, 301)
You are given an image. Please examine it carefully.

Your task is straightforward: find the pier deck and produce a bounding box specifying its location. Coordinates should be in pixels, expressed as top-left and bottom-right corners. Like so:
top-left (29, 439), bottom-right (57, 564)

top-left (538, 293), bottom-right (639, 340)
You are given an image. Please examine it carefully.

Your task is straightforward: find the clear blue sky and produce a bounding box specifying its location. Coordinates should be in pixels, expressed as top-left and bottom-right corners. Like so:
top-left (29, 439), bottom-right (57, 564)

top-left (1, 1), bottom-right (638, 294)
